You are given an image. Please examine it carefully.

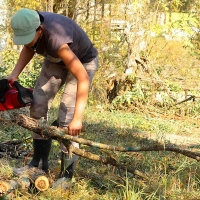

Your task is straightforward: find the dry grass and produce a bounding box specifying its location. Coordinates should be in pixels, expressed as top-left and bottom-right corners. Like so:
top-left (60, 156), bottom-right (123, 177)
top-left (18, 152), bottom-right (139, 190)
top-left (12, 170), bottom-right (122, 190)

top-left (1, 105), bottom-right (200, 199)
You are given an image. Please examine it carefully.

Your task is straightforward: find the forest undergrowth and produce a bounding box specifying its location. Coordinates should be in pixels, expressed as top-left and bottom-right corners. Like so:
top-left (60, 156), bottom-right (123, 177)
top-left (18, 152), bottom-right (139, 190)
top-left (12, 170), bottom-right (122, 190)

top-left (1, 102), bottom-right (200, 200)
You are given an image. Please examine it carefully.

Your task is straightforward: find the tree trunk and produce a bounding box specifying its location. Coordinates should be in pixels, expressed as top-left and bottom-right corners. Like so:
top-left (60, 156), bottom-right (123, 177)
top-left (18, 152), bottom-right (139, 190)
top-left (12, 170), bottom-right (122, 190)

top-left (46, 0), bottom-right (54, 12)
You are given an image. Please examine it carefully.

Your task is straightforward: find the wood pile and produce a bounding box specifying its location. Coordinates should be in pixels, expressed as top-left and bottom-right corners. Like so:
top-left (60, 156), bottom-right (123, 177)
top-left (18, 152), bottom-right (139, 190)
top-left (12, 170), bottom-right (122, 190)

top-left (0, 166), bottom-right (51, 197)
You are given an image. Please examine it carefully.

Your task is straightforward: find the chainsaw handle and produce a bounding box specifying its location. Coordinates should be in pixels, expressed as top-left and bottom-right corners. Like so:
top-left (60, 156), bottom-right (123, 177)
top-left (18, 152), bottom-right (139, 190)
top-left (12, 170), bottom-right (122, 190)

top-left (9, 81), bottom-right (15, 87)
top-left (13, 82), bottom-right (33, 104)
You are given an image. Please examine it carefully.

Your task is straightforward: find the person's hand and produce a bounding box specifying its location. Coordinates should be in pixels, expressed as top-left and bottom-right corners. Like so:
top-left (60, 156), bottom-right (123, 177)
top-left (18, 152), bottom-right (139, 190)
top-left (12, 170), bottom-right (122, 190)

top-left (7, 75), bottom-right (18, 87)
top-left (7, 75), bottom-right (18, 82)
top-left (7, 75), bottom-right (18, 83)
top-left (67, 118), bottom-right (82, 136)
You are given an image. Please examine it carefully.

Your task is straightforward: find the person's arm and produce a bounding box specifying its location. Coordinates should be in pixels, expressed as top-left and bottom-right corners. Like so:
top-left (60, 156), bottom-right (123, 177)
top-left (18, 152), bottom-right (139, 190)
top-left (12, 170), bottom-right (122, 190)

top-left (7, 46), bottom-right (35, 82)
top-left (57, 43), bottom-right (90, 136)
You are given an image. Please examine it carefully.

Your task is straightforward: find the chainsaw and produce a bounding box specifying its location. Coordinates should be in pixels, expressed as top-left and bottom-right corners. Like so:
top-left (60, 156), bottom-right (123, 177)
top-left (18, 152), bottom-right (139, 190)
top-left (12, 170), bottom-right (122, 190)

top-left (0, 79), bottom-right (33, 111)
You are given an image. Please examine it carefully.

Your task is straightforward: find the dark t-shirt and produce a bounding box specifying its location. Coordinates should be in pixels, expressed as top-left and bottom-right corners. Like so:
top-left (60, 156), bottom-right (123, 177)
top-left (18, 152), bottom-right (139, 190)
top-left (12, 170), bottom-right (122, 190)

top-left (36, 12), bottom-right (98, 64)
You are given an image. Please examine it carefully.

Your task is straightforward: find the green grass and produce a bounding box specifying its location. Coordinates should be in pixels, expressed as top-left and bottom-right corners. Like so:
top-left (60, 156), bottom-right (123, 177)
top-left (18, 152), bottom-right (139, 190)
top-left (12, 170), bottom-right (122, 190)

top-left (1, 104), bottom-right (200, 199)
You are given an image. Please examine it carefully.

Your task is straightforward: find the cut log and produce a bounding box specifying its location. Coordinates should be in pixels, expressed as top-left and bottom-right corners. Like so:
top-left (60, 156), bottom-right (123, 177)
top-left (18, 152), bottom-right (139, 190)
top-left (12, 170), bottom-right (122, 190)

top-left (0, 180), bottom-right (9, 195)
top-left (16, 167), bottom-right (50, 192)
top-left (0, 180), bottom-right (18, 196)
top-left (17, 176), bottom-right (30, 191)
top-left (35, 176), bottom-right (49, 191)
top-left (20, 166), bottom-right (46, 179)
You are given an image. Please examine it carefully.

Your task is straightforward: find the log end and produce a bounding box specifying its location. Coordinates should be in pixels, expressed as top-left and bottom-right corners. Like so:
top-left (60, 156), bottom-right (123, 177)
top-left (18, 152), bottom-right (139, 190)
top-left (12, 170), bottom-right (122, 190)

top-left (35, 176), bottom-right (49, 191)
top-left (0, 181), bottom-right (9, 195)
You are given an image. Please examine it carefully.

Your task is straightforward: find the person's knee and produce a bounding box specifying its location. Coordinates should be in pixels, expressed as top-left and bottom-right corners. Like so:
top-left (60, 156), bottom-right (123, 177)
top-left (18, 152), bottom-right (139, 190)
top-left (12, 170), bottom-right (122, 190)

top-left (30, 104), bottom-right (48, 119)
top-left (30, 111), bottom-right (45, 119)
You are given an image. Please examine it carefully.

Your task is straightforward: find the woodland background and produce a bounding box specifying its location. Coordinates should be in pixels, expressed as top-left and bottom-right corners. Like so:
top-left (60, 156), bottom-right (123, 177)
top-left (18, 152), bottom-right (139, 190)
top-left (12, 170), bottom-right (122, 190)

top-left (1, 0), bottom-right (200, 113)
top-left (0, 0), bottom-right (200, 199)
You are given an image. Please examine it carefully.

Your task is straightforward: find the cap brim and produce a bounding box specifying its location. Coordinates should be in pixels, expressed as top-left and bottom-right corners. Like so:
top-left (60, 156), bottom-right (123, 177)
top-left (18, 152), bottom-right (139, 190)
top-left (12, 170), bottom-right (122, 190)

top-left (13, 31), bottom-right (35, 45)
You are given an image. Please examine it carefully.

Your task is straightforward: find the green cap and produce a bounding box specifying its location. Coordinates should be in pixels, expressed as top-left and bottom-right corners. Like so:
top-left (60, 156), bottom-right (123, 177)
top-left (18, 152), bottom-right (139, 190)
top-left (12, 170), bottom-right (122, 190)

top-left (10, 8), bottom-right (40, 45)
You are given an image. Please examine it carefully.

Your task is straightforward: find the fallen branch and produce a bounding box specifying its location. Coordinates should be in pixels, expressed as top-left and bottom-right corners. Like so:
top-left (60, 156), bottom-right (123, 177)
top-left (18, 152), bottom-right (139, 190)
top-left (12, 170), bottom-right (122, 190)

top-left (1, 114), bottom-right (147, 179)
top-left (14, 114), bottom-right (200, 161)
top-left (173, 95), bottom-right (195, 106)
top-left (2, 114), bottom-right (200, 179)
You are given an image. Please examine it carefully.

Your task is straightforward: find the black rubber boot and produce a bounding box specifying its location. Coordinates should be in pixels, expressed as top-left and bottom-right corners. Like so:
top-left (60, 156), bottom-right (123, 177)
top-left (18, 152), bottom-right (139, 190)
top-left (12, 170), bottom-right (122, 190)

top-left (28, 138), bottom-right (52, 172)
top-left (59, 152), bottom-right (79, 179)
top-left (28, 120), bottom-right (59, 172)
top-left (65, 156), bottom-right (78, 179)
top-left (41, 138), bottom-right (52, 172)
top-left (52, 153), bottom-right (78, 189)
top-left (52, 120), bottom-right (78, 179)
top-left (13, 120), bottom-right (58, 176)
top-left (28, 139), bottom-right (41, 168)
